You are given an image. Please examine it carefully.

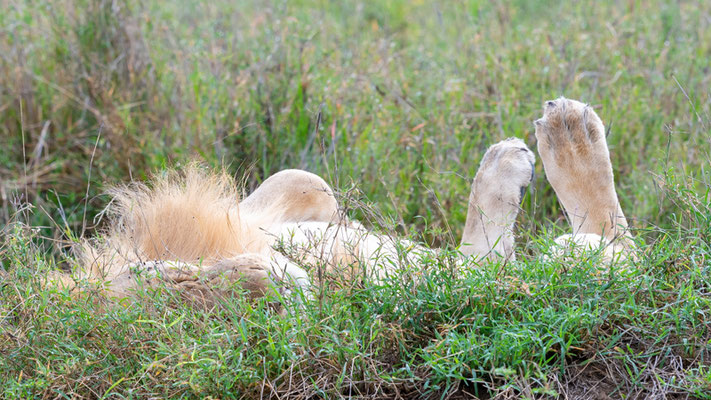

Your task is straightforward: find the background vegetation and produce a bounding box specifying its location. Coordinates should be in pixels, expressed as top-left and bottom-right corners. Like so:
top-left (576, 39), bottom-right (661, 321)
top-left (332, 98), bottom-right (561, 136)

top-left (1, 0), bottom-right (709, 398)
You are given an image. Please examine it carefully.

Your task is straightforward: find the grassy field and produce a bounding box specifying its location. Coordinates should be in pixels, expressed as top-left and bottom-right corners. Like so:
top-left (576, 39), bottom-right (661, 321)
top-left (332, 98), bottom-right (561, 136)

top-left (1, 0), bottom-right (710, 398)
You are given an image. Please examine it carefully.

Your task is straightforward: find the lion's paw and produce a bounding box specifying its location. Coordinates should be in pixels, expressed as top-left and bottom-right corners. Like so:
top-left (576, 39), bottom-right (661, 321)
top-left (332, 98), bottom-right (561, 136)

top-left (202, 255), bottom-right (272, 299)
top-left (534, 97), bottom-right (627, 239)
top-left (475, 137), bottom-right (536, 203)
top-left (461, 138), bottom-right (535, 260)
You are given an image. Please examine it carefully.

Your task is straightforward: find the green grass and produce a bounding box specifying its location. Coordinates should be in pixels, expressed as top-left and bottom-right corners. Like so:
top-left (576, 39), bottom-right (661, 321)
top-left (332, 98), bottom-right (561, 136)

top-left (1, 0), bottom-right (710, 398)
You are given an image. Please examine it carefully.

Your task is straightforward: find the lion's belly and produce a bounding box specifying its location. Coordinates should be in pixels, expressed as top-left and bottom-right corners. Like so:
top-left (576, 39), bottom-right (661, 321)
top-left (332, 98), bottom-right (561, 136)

top-left (267, 221), bottom-right (431, 282)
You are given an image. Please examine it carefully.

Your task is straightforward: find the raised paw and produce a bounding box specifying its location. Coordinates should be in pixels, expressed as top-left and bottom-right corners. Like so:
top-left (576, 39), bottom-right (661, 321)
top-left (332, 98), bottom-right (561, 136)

top-left (534, 97), bottom-right (629, 239)
top-left (461, 138), bottom-right (535, 260)
top-left (473, 138), bottom-right (536, 203)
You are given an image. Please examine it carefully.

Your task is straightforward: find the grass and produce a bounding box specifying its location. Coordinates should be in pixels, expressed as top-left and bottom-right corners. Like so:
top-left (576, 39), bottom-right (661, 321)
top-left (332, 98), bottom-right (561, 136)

top-left (1, 0), bottom-right (710, 398)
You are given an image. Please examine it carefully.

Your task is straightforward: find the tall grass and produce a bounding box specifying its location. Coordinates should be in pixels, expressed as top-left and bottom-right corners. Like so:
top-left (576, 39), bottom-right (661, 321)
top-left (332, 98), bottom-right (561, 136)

top-left (1, 0), bottom-right (710, 398)
top-left (2, 0), bottom-right (710, 239)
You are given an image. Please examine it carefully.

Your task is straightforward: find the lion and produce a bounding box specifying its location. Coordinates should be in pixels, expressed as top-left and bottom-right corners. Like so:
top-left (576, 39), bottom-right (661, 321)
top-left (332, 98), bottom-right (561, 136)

top-left (58, 97), bottom-right (633, 305)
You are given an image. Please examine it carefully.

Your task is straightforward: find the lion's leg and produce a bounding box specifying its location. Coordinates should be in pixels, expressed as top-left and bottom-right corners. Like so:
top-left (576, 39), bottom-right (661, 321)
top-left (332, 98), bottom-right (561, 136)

top-left (460, 138), bottom-right (536, 261)
top-left (99, 260), bottom-right (199, 298)
top-left (240, 169), bottom-right (340, 224)
top-left (178, 254), bottom-right (312, 305)
top-left (193, 255), bottom-right (273, 299)
top-left (104, 254), bottom-right (310, 306)
top-left (534, 97), bottom-right (632, 245)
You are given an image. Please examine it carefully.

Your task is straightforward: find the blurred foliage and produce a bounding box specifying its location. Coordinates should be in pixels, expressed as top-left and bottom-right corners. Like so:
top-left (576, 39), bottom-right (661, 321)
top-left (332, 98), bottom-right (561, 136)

top-left (1, 0), bottom-right (709, 246)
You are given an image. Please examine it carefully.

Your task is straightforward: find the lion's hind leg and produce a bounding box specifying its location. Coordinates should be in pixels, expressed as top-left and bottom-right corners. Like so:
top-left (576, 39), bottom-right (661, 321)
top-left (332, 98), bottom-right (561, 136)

top-left (460, 138), bottom-right (536, 261)
top-left (535, 97), bottom-right (634, 260)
